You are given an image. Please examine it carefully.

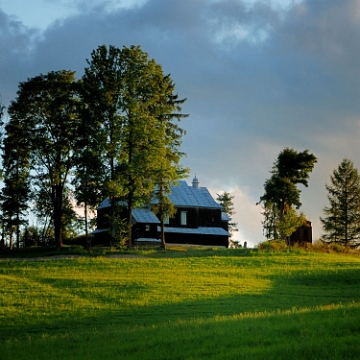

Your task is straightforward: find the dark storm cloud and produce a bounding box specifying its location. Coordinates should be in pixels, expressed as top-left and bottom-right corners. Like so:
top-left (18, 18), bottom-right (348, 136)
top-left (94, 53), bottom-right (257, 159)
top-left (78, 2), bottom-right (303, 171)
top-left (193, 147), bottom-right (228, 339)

top-left (0, 9), bottom-right (39, 104)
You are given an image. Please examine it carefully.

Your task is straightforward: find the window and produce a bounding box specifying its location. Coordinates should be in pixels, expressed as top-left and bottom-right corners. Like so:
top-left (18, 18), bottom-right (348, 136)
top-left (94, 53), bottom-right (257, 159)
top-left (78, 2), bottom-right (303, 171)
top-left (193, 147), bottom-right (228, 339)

top-left (180, 211), bottom-right (187, 226)
top-left (145, 224), bottom-right (150, 232)
top-left (164, 217), bottom-right (169, 225)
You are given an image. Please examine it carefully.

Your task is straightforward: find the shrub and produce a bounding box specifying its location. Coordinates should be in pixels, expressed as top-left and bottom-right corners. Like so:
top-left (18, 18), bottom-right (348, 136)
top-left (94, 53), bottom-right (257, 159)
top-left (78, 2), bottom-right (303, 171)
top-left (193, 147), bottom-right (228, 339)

top-left (258, 239), bottom-right (288, 252)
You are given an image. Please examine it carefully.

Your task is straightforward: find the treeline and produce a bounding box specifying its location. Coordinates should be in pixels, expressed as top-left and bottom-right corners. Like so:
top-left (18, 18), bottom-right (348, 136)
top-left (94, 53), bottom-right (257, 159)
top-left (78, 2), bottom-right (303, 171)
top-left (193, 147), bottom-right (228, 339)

top-left (258, 148), bottom-right (360, 248)
top-left (0, 45), bottom-right (188, 250)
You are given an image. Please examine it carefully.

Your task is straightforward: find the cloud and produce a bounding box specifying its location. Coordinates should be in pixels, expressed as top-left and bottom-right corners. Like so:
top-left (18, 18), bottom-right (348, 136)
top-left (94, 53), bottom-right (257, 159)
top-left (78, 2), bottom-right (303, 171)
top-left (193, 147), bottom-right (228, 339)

top-left (0, 10), bottom-right (39, 104)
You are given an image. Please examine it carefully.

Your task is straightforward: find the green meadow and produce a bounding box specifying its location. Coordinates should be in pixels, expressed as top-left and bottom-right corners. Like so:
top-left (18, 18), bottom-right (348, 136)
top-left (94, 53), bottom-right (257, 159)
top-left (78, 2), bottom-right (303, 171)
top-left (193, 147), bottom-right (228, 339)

top-left (1, 248), bottom-right (360, 359)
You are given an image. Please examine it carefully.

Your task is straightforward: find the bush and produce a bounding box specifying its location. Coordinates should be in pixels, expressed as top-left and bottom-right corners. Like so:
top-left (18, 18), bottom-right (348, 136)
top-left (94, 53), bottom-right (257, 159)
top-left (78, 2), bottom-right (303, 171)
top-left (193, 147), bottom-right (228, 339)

top-left (312, 241), bottom-right (357, 254)
top-left (258, 239), bottom-right (288, 252)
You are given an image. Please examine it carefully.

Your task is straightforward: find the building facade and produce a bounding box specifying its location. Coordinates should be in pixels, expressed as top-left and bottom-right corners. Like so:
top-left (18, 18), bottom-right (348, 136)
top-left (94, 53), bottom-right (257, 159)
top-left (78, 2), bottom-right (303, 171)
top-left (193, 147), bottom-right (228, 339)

top-left (93, 177), bottom-right (230, 247)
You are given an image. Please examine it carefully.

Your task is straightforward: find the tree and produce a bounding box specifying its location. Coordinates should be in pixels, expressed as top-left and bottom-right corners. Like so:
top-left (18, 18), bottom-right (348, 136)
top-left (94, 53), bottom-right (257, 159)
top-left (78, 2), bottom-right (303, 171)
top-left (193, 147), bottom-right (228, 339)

top-left (82, 45), bottom-right (188, 247)
top-left (258, 148), bottom-right (317, 240)
top-left (81, 45), bottom-right (125, 245)
top-left (1, 116), bottom-right (31, 249)
top-left (8, 70), bottom-right (81, 249)
top-left (261, 202), bottom-right (279, 240)
top-left (149, 74), bottom-right (189, 251)
top-left (320, 159), bottom-right (360, 247)
top-left (216, 191), bottom-right (238, 242)
top-left (276, 205), bottom-right (307, 241)
top-left (72, 84), bottom-right (105, 250)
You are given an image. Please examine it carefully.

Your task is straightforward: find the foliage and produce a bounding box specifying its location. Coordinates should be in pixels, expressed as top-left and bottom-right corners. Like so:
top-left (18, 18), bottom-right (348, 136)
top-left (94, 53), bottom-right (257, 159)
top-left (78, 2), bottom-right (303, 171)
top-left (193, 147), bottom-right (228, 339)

top-left (259, 148), bottom-right (317, 240)
top-left (1, 253), bottom-right (360, 359)
top-left (258, 239), bottom-right (289, 251)
top-left (82, 45), bottom-right (188, 247)
top-left (72, 83), bottom-right (105, 249)
top-left (276, 205), bottom-right (307, 241)
top-left (8, 70), bottom-right (81, 249)
top-left (216, 191), bottom-right (238, 240)
top-left (321, 158), bottom-right (360, 248)
top-left (261, 202), bottom-right (279, 239)
top-left (20, 226), bottom-right (40, 247)
top-left (1, 114), bottom-right (30, 249)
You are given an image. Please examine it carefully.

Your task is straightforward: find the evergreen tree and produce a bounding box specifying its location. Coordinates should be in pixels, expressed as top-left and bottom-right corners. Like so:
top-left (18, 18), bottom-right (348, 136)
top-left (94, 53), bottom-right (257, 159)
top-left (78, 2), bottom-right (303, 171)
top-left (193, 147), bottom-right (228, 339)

top-left (261, 202), bottom-right (278, 239)
top-left (321, 159), bottom-right (360, 247)
top-left (216, 191), bottom-right (238, 240)
top-left (258, 148), bottom-right (317, 240)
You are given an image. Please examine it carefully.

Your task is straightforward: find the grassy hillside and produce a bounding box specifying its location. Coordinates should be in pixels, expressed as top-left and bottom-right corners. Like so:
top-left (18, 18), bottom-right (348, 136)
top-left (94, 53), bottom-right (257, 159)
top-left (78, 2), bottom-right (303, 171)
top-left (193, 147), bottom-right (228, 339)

top-left (1, 248), bottom-right (360, 359)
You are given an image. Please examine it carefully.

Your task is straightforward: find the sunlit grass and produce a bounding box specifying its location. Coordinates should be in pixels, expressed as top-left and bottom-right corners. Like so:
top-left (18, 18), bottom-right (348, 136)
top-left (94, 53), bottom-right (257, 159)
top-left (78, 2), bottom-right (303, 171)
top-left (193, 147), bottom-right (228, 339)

top-left (1, 250), bottom-right (360, 359)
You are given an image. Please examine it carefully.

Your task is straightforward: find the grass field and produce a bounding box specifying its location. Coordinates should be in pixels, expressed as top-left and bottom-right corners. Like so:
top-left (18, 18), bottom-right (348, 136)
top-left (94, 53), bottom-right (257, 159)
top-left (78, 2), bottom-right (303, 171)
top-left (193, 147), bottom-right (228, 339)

top-left (1, 247), bottom-right (360, 359)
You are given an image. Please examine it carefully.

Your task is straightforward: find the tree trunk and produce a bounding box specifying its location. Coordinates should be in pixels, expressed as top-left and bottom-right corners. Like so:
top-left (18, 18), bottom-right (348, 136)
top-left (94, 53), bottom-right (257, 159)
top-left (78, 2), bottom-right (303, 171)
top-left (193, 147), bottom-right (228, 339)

top-left (9, 227), bottom-right (13, 251)
top-left (127, 191), bottom-right (133, 249)
top-left (159, 180), bottom-right (166, 252)
top-left (53, 184), bottom-right (63, 249)
top-left (160, 219), bottom-right (166, 252)
top-left (84, 199), bottom-right (91, 251)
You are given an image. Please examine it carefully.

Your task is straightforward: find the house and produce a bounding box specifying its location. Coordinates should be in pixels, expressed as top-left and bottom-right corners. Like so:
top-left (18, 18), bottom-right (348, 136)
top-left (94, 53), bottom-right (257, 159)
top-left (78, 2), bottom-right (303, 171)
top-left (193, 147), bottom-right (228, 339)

top-left (93, 176), bottom-right (230, 247)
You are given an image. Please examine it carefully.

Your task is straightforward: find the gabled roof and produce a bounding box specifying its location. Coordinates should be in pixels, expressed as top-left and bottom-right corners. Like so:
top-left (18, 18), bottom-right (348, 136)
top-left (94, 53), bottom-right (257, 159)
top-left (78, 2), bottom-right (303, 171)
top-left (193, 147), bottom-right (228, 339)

top-left (132, 208), bottom-right (160, 224)
top-left (168, 180), bottom-right (222, 209)
top-left (97, 180), bottom-right (222, 210)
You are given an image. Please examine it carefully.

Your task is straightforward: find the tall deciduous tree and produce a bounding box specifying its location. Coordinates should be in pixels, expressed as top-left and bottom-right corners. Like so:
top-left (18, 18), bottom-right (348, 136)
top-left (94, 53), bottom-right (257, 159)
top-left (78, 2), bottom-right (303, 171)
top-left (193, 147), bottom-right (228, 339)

top-left (82, 45), bottom-right (188, 247)
top-left (72, 84), bottom-right (105, 250)
top-left (8, 70), bottom-right (81, 249)
top-left (81, 45), bottom-right (125, 243)
top-left (320, 159), bottom-right (360, 247)
top-left (1, 116), bottom-right (31, 249)
top-left (258, 148), bottom-right (317, 240)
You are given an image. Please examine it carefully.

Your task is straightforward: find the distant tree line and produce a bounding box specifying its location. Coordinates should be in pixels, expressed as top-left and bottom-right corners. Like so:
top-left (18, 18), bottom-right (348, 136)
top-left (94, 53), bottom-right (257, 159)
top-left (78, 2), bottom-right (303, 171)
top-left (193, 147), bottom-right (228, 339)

top-left (0, 45), bottom-right (188, 250)
top-left (259, 148), bottom-right (360, 248)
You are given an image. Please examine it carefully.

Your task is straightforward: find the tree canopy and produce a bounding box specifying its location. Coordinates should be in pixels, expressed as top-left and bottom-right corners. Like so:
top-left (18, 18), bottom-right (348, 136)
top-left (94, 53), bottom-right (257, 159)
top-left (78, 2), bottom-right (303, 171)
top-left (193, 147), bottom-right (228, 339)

top-left (321, 159), bottom-right (360, 247)
top-left (8, 70), bottom-right (81, 249)
top-left (81, 45), bottom-right (188, 247)
top-left (216, 191), bottom-right (238, 241)
top-left (259, 148), bottom-right (317, 240)
top-left (1, 46), bottom-right (188, 249)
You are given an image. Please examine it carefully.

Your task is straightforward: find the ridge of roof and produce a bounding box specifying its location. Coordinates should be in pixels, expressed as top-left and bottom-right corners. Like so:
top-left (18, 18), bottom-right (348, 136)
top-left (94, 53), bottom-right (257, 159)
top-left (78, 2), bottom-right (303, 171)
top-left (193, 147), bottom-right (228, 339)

top-left (96, 180), bottom-right (222, 210)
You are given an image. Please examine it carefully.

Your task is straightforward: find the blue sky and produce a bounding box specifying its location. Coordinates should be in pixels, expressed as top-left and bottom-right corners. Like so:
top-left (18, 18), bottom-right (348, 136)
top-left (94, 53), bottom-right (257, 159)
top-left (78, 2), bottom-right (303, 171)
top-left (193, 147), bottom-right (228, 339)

top-left (1, 0), bottom-right (360, 247)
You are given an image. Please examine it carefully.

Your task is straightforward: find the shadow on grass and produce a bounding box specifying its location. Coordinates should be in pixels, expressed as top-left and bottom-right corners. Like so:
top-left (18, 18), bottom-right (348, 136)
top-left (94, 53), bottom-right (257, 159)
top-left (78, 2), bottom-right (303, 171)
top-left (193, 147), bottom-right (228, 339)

top-left (2, 268), bottom-right (360, 343)
top-left (2, 298), bottom-right (360, 360)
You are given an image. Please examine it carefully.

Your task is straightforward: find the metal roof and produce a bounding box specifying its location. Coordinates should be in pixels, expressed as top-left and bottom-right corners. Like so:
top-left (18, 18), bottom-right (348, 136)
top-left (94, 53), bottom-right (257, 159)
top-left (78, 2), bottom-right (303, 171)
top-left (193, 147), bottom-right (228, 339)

top-left (97, 180), bottom-right (222, 210)
top-left (162, 226), bottom-right (230, 236)
top-left (221, 212), bottom-right (231, 221)
top-left (132, 208), bottom-right (160, 224)
top-left (168, 181), bottom-right (222, 209)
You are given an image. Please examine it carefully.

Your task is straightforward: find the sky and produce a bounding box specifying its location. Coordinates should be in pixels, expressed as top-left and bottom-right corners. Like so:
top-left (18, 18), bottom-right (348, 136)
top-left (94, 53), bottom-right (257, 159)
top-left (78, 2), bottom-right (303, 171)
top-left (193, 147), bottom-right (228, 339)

top-left (1, 0), bottom-right (360, 248)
